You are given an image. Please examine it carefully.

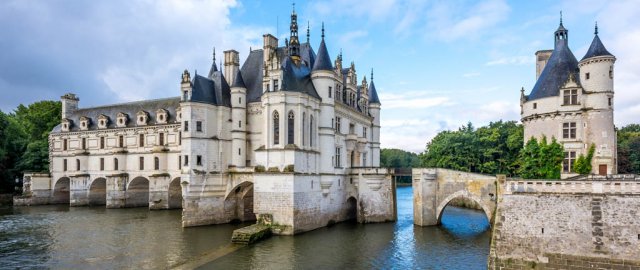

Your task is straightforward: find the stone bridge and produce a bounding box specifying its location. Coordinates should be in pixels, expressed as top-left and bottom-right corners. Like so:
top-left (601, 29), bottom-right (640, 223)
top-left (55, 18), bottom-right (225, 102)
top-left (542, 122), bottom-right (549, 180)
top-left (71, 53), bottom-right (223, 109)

top-left (412, 168), bottom-right (497, 226)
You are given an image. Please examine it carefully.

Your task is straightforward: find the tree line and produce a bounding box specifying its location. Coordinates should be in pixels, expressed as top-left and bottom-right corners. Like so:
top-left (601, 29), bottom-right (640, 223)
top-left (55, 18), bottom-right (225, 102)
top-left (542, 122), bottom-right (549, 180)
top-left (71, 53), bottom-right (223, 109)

top-left (380, 121), bottom-right (640, 179)
top-left (0, 101), bottom-right (61, 193)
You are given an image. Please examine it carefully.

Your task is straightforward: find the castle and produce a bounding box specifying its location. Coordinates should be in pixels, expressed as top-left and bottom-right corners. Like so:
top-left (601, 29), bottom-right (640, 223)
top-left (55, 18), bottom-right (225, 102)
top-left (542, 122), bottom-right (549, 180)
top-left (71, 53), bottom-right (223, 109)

top-left (520, 18), bottom-right (617, 178)
top-left (18, 9), bottom-right (396, 234)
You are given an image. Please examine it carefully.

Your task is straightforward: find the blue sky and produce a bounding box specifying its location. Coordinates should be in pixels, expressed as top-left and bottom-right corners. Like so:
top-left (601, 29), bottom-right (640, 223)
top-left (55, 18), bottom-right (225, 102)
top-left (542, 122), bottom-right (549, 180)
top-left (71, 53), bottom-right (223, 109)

top-left (1, 0), bottom-right (639, 153)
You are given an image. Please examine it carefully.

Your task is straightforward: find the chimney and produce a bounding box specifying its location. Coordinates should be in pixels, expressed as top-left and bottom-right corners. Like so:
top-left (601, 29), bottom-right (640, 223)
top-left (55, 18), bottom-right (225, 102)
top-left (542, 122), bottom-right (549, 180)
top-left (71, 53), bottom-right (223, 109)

top-left (60, 93), bottom-right (79, 119)
top-left (263, 34), bottom-right (278, 66)
top-left (224, 50), bottom-right (240, 86)
top-left (535, 50), bottom-right (552, 80)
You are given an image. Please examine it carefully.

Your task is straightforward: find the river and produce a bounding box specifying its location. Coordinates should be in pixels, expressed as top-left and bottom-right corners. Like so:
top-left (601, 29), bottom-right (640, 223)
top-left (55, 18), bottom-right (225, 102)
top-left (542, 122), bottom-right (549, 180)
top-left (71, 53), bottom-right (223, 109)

top-left (0, 186), bottom-right (490, 269)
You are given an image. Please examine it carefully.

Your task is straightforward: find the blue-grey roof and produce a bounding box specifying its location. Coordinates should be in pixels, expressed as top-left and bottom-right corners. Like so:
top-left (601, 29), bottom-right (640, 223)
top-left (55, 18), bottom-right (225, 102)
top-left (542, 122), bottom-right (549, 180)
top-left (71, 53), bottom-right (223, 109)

top-left (369, 81), bottom-right (380, 104)
top-left (190, 73), bottom-right (231, 107)
top-left (52, 97), bottom-right (181, 133)
top-left (528, 41), bottom-right (579, 101)
top-left (281, 57), bottom-right (321, 99)
top-left (581, 34), bottom-right (613, 60)
top-left (231, 69), bottom-right (246, 88)
top-left (312, 39), bottom-right (333, 71)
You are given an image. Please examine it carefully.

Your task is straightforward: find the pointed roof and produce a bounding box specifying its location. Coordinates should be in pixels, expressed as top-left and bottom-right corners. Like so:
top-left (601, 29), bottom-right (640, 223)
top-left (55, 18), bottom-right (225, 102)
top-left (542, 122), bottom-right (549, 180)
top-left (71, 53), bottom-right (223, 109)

top-left (369, 69), bottom-right (380, 104)
top-left (281, 57), bottom-right (321, 99)
top-left (191, 72), bottom-right (231, 107)
top-left (232, 69), bottom-right (246, 88)
top-left (312, 23), bottom-right (333, 71)
top-left (528, 39), bottom-right (579, 101)
top-left (581, 25), bottom-right (613, 60)
top-left (208, 48), bottom-right (218, 79)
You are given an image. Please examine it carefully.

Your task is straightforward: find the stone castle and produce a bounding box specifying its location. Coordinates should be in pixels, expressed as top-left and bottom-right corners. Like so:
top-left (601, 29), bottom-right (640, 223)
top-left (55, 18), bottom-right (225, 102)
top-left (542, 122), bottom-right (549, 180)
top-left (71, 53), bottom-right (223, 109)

top-left (520, 18), bottom-right (617, 178)
top-left (17, 9), bottom-right (396, 234)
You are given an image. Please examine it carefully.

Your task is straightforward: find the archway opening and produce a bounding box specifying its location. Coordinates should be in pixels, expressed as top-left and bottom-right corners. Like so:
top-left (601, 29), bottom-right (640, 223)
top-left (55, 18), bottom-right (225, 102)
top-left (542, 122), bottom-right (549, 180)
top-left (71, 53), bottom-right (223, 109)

top-left (88, 178), bottom-right (107, 206)
top-left (126, 177), bottom-right (149, 208)
top-left (52, 177), bottom-right (70, 204)
top-left (437, 195), bottom-right (490, 234)
top-left (168, 178), bottom-right (182, 209)
top-left (224, 182), bottom-right (255, 222)
top-left (346, 196), bottom-right (358, 221)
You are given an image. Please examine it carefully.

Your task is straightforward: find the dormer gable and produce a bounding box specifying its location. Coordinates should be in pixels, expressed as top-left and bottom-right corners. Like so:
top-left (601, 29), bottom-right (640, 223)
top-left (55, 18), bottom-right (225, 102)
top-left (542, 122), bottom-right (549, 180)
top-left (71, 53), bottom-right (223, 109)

top-left (61, 118), bottom-right (73, 132)
top-left (136, 111), bottom-right (149, 126)
top-left (97, 114), bottom-right (110, 129)
top-left (79, 116), bottom-right (91, 130)
top-left (561, 72), bottom-right (581, 89)
top-left (116, 112), bottom-right (128, 127)
top-left (156, 109), bottom-right (168, 124)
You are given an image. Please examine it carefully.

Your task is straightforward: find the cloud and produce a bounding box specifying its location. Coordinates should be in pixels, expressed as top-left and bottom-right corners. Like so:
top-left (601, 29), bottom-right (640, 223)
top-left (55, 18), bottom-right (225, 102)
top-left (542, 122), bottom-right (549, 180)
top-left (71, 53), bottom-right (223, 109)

top-left (379, 92), bottom-right (452, 109)
top-left (425, 0), bottom-right (511, 42)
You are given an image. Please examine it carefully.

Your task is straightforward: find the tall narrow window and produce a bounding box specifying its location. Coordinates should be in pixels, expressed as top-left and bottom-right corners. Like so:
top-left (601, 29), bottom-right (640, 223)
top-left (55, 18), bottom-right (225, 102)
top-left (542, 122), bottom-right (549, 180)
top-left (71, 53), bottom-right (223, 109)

top-left (608, 97), bottom-right (612, 107)
top-left (76, 159), bottom-right (80, 171)
top-left (586, 72), bottom-right (590, 80)
top-left (63, 159), bottom-right (67, 171)
top-left (184, 155), bottom-right (189, 166)
top-left (178, 156), bottom-right (182, 169)
top-left (196, 121), bottom-right (202, 132)
top-left (563, 151), bottom-right (576, 172)
top-left (239, 120), bottom-right (242, 128)
top-left (288, 111), bottom-right (295, 145)
top-left (273, 80), bottom-right (279, 91)
top-left (273, 111), bottom-right (280, 145)
top-left (159, 133), bottom-right (164, 146)
top-left (63, 139), bottom-right (67, 151)
top-left (100, 158), bottom-right (104, 171)
top-left (563, 122), bottom-right (577, 139)
top-left (328, 86), bottom-right (332, 98)
top-left (310, 116), bottom-right (314, 147)
top-left (82, 138), bottom-right (86, 150)
top-left (139, 157), bottom-right (144, 170)
top-left (335, 147), bottom-right (341, 168)
top-left (179, 132), bottom-right (182, 145)
top-left (154, 157), bottom-right (160, 170)
top-left (100, 137), bottom-right (105, 149)
top-left (118, 135), bottom-right (124, 148)
top-left (114, 158), bottom-right (118, 170)
top-left (609, 66), bottom-right (613, 79)
top-left (336, 117), bottom-right (341, 133)
top-left (184, 121), bottom-right (189, 131)
top-left (302, 113), bottom-right (306, 146)
top-left (139, 134), bottom-right (144, 147)
top-left (196, 155), bottom-right (202, 166)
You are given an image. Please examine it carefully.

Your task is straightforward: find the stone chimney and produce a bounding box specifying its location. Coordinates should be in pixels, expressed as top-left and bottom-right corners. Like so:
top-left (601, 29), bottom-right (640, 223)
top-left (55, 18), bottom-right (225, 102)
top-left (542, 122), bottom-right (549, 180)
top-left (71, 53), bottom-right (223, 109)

top-left (224, 50), bottom-right (240, 86)
top-left (263, 34), bottom-right (278, 67)
top-left (535, 50), bottom-right (552, 80)
top-left (61, 93), bottom-right (79, 119)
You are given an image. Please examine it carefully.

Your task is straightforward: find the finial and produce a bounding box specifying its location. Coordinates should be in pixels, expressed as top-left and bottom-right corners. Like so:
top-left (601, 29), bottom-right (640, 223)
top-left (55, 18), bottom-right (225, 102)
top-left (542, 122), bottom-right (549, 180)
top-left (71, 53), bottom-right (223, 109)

top-left (595, 21), bottom-right (598, 35)
top-left (307, 21), bottom-right (310, 43)
top-left (560, 11), bottom-right (563, 25)
top-left (321, 22), bottom-right (325, 39)
top-left (213, 47), bottom-right (216, 62)
top-left (371, 68), bottom-right (374, 82)
top-left (292, 2), bottom-right (295, 14)
top-left (219, 60), bottom-right (222, 72)
top-left (520, 87), bottom-right (524, 92)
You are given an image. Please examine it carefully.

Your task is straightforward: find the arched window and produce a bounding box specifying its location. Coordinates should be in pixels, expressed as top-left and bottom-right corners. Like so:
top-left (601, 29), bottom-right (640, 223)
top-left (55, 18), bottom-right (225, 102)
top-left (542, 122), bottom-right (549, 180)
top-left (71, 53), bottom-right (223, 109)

top-left (273, 111), bottom-right (280, 145)
top-left (310, 115), bottom-right (314, 147)
top-left (154, 157), bottom-right (160, 170)
top-left (288, 111), bottom-right (295, 145)
top-left (302, 112), bottom-right (306, 146)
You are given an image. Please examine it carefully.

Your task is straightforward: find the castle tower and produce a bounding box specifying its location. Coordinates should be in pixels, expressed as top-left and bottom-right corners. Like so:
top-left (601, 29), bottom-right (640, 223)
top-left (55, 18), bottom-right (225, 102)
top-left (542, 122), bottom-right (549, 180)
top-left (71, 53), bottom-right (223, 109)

top-left (369, 69), bottom-right (381, 167)
top-left (311, 22), bottom-right (336, 173)
top-left (578, 23), bottom-right (617, 174)
top-left (231, 69), bottom-right (247, 167)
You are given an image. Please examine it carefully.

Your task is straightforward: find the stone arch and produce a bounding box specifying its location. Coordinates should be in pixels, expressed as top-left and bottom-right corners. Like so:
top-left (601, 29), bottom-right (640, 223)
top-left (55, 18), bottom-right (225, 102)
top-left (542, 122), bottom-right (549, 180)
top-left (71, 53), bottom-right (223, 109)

top-left (126, 176), bottom-right (150, 208)
top-left (436, 190), bottom-right (492, 225)
top-left (88, 177), bottom-right (107, 206)
top-left (51, 177), bottom-right (70, 204)
top-left (346, 196), bottom-right (358, 221)
top-left (168, 177), bottom-right (182, 209)
top-left (224, 181), bottom-right (255, 222)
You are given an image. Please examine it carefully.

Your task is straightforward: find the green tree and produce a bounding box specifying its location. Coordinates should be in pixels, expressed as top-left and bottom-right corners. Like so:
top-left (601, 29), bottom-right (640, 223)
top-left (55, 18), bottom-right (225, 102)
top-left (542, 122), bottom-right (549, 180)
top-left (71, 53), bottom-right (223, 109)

top-left (12, 101), bottom-right (61, 173)
top-left (617, 124), bottom-right (640, 174)
top-left (380, 148), bottom-right (421, 168)
top-left (574, 144), bottom-right (595, 174)
top-left (518, 136), bottom-right (563, 179)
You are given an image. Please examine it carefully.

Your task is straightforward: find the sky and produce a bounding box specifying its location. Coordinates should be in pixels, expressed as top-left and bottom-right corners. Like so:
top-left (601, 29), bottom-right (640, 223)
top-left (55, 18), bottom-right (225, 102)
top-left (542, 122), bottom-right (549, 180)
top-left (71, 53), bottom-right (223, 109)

top-left (1, 0), bottom-right (639, 153)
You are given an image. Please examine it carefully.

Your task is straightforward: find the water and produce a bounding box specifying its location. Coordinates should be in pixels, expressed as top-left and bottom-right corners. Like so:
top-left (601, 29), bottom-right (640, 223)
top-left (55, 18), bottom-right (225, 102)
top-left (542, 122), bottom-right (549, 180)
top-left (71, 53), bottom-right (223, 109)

top-left (0, 186), bottom-right (490, 269)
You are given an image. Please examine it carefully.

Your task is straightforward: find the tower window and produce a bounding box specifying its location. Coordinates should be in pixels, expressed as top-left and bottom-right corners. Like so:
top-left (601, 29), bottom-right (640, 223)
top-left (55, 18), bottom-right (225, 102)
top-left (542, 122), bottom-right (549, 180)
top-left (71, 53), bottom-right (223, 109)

top-left (100, 158), bottom-right (104, 171)
top-left (100, 137), bottom-right (105, 149)
top-left (63, 159), bottom-right (67, 171)
top-left (310, 116), bottom-right (314, 147)
top-left (328, 86), bottom-right (332, 98)
top-left (154, 157), bottom-right (160, 170)
top-left (608, 97), bottom-right (612, 107)
top-left (533, 103), bottom-right (537, 109)
top-left (119, 135), bottom-right (124, 147)
top-left (239, 97), bottom-right (242, 104)
top-left (273, 111), bottom-right (280, 145)
top-left (63, 139), bottom-right (68, 151)
top-left (76, 159), bottom-right (80, 171)
top-left (239, 120), bottom-right (242, 128)
top-left (563, 122), bottom-right (577, 139)
top-left (184, 121), bottom-right (189, 131)
top-left (563, 151), bottom-right (576, 173)
top-left (114, 158), bottom-right (118, 170)
top-left (288, 111), bottom-right (295, 145)
top-left (563, 89), bottom-right (578, 105)
top-left (184, 155), bottom-right (189, 166)
top-left (196, 155), bottom-right (202, 166)
top-left (196, 121), bottom-right (202, 132)
top-left (238, 148), bottom-right (241, 156)
top-left (609, 66), bottom-right (613, 79)
top-left (586, 72), bottom-right (590, 80)
top-left (139, 134), bottom-right (144, 147)
top-left (139, 157), bottom-right (144, 170)
top-left (273, 80), bottom-right (279, 91)
top-left (159, 133), bottom-right (164, 146)
top-left (82, 138), bottom-right (86, 150)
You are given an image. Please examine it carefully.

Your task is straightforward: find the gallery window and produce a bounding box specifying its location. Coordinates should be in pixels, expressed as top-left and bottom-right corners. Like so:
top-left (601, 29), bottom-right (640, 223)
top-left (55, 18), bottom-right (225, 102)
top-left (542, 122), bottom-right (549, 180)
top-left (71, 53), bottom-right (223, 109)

top-left (563, 122), bottom-right (577, 139)
top-left (288, 111), bottom-right (295, 144)
top-left (273, 111), bottom-right (280, 145)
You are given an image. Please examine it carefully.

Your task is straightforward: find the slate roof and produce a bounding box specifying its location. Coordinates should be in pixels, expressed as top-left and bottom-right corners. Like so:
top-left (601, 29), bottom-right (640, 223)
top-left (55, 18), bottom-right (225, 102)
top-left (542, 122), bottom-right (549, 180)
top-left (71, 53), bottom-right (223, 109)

top-left (190, 72), bottom-right (231, 107)
top-left (231, 69), bottom-right (246, 88)
top-left (581, 34), bottom-right (613, 60)
top-left (369, 81), bottom-right (381, 104)
top-left (528, 39), bottom-right (579, 101)
top-left (312, 39), bottom-right (333, 71)
top-left (52, 97), bottom-right (181, 133)
top-left (281, 57), bottom-right (321, 99)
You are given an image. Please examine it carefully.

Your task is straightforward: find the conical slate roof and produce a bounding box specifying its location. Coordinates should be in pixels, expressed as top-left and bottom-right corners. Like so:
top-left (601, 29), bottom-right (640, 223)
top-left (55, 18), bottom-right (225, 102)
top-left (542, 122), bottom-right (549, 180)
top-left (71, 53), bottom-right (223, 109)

top-left (528, 40), bottom-right (579, 101)
top-left (232, 69), bottom-right (246, 88)
top-left (369, 81), bottom-right (380, 104)
top-left (312, 39), bottom-right (333, 71)
top-left (581, 34), bottom-right (613, 60)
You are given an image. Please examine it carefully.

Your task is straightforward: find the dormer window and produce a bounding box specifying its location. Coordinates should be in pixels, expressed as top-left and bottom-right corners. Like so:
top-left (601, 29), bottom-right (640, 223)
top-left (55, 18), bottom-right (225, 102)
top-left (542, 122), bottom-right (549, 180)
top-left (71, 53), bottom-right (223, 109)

top-left (136, 111), bottom-right (149, 126)
top-left (116, 112), bottom-right (128, 128)
top-left (156, 109), bottom-right (168, 124)
top-left (79, 116), bottom-right (91, 131)
top-left (61, 118), bottom-right (72, 132)
top-left (97, 114), bottom-right (109, 129)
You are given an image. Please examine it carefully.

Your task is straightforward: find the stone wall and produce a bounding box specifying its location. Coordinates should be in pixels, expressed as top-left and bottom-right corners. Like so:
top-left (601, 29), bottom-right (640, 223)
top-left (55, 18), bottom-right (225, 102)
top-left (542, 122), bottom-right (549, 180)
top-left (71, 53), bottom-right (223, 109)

top-left (489, 178), bottom-right (640, 269)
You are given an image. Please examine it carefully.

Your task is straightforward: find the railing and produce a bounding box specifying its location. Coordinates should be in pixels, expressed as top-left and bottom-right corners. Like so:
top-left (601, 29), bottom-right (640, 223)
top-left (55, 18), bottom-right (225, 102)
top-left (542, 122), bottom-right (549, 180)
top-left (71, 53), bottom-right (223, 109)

top-left (505, 178), bottom-right (640, 195)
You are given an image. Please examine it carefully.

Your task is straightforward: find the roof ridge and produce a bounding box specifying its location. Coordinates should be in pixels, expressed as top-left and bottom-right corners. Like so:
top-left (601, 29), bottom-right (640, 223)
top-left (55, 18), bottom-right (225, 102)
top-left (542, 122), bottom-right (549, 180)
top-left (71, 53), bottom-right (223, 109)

top-left (75, 96), bottom-right (180, 112)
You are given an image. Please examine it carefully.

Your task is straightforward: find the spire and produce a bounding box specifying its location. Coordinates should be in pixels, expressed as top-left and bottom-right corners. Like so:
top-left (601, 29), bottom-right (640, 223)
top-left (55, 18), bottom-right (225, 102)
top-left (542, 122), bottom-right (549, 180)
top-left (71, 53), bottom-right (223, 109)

top-left (581, 21), bottom-right (613, 60)
top-left (560, 11), bottom-right (563, 26)
top-left (595, 21), bottom-right (598, 35)
top-left (288, 2), bottom-right (300, 59)
top-left (371, 68), bottom-right (374, 82)
top-left (208, 47), bottom-right (218, 78)
top-left (312, 21), bottom-right (333, 71)
top-left (368, 68), bottom-right (380, 104)
top-left (554, 11), bottom-right (568, 49)
top-left (306, 21), bottom-right (310, 43)
top-left (231, 69), bottom-right (246, 88)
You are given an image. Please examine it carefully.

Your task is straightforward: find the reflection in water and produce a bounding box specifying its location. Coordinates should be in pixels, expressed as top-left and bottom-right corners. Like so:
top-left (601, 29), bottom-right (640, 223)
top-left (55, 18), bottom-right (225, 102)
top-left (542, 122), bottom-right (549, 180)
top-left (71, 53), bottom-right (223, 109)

top-left (0, 186), bottom-right (490, 269)
top-left (202, 186), bottom-right (491, 269)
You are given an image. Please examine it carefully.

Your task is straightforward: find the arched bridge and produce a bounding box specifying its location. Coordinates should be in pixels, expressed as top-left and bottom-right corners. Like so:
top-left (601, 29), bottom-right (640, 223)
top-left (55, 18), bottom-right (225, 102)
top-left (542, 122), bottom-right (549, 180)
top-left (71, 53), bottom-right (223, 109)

top-left (412, 168), bottom-right (498, 226)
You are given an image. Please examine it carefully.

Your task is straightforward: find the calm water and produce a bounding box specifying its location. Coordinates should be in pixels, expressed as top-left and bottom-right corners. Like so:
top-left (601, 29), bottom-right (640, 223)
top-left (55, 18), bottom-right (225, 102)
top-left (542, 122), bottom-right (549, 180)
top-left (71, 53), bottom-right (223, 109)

top-left (0, 186), bottom-right (490, 269)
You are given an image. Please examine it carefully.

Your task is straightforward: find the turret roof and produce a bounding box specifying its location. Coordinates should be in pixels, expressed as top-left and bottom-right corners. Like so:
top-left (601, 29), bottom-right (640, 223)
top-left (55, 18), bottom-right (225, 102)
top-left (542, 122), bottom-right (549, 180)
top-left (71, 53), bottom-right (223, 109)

top-left (581, 34), bottom-right (613, 60)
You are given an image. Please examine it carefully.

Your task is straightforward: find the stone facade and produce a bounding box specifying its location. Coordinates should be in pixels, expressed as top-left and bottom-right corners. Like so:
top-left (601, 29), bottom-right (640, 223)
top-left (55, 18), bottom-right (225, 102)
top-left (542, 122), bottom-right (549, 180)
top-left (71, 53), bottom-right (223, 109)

top-left (521, 19), bottom-right (617, 178)
top-left (489, 177), bottom-right (640, 269)
top-left (16, 9), bottom-right (394, 234)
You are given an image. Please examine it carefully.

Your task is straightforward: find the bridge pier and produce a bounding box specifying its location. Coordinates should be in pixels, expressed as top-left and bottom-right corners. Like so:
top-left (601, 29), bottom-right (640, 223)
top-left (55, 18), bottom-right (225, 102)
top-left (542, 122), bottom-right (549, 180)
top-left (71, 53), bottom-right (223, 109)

top-left (413, 169), bottom-right (438, 226)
